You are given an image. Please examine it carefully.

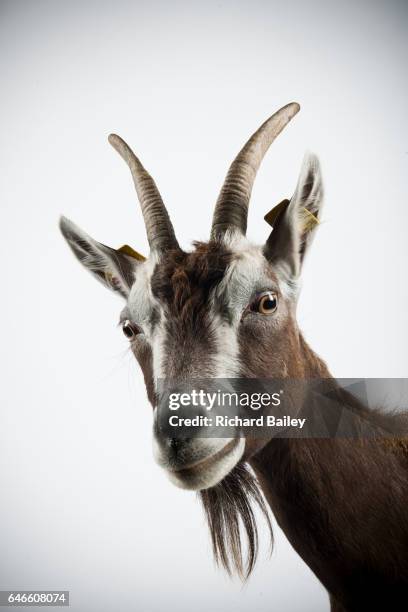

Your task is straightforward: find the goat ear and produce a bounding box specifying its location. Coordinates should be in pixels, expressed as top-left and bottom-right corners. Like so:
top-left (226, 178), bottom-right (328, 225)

top-left (59, 216), bottom-right (140, 298)
top-left (263, 153), bottom-right (323, 278)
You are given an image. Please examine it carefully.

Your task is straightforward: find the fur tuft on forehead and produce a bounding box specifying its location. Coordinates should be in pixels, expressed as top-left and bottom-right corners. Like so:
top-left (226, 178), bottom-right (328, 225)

top-left (150, 242), bottom-right (234, 316)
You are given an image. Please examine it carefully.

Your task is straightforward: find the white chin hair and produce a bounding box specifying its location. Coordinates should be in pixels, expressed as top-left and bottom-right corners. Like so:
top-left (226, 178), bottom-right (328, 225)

top-left (166, 438), bottom-right (245, 491)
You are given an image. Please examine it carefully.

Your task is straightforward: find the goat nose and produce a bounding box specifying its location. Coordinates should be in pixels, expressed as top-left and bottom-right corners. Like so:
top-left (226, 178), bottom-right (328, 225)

top-left (167, 437), bottom-right (191, 459)
top-left (169, 437), bottom-right (180, 451)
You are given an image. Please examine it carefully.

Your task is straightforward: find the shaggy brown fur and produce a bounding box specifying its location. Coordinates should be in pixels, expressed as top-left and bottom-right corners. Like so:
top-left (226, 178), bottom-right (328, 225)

top-left (151, 242), bottom-right (232, 319)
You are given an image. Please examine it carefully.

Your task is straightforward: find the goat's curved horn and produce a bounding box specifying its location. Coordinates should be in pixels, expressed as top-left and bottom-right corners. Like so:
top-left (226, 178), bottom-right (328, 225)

top-left (211, 102), bottom-right (300, 240)
top-left (108, 134), bottom-right (179, 252)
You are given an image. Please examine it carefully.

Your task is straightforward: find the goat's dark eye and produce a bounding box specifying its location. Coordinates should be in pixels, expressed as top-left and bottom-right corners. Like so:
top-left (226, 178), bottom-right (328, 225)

top-left (122, 320), bottom-right (139, 339)
top-left (252, 292), bottom-right (278, 315)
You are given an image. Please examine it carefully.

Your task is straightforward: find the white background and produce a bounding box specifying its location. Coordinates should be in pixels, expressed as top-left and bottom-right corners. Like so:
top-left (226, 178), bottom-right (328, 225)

top-left (1, 1), bottom-right (407, 611)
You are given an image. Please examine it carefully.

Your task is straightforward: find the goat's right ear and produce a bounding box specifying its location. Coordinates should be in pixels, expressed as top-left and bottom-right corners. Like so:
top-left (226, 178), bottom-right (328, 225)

top-left (59, 216), bottom-right (141, 298)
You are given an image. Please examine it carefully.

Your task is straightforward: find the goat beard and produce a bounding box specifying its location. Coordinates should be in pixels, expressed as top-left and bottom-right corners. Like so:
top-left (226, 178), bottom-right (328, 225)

top-left (198, 463), bottom-right (273, 579)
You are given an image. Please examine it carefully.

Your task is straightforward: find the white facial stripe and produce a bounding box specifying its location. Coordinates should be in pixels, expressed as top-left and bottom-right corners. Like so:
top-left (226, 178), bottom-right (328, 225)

top-left (210, 314), bottom-right (241, 378)
top-left (221, 229), bottom-right (300, 300)
top-left (215, 242), bottom-right (270, 315)
top-left (207, 238), bottom-right (300, 377)
top-left (127, 252), bottom-right (167, 387)
top-left (222, 236), bottom-right (299, 304)
top-left (151, 321), bottom-right (167, 385)
top-left (207, 241), bottom-right (267, 378)
top-left (127, 254), bottom-right (157, 327)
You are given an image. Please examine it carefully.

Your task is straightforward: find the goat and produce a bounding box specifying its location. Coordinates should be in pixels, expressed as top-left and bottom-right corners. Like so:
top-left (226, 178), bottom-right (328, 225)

top-left (60, 103), bottom-right (408, 611)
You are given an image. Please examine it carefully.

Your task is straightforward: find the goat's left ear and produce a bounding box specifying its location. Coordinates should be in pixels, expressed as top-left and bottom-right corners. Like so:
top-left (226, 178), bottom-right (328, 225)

top-left (59, 216), bottom-right (141, 298)
top-left (263, 153), bottom-right (323, 278)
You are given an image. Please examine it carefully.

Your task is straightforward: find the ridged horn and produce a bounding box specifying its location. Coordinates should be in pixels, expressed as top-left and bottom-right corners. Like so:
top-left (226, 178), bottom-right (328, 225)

top-left (211, 102), bottom-right (300, 239)
top-left (108, 134), bottom-right (179, 252)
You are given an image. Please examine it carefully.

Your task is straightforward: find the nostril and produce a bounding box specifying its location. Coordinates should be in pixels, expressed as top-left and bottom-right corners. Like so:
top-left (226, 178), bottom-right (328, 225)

top-left (169, 437), bottom-right (180, 451)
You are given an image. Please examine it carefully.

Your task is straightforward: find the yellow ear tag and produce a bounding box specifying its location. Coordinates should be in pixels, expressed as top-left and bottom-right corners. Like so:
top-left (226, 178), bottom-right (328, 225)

top-left (117, 244), bottom-right (146, 262)
top-left (264, 199), bottom-right (290, 227)
top-left (299, 207), bottom-right (320, 233)
top-left (265, 200), bottom-right (320, 233)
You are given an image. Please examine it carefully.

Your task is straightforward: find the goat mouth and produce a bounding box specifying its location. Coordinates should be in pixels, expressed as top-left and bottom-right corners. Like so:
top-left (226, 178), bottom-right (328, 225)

top-left (172, 438), bottom-right (238, 473)
top-left (166, 438), bottom-right (245, 491)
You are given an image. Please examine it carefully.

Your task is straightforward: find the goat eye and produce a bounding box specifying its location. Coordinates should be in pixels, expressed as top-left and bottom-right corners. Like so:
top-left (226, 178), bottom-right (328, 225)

top-left (252, 292), bottom-right (278, 315)
top-left (122, 320), bottom-right (139, 339)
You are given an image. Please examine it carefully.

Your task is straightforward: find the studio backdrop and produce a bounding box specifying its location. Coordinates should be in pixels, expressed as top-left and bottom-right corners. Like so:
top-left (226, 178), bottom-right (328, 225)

top-left (1, 1), bottom-right (407, 611)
